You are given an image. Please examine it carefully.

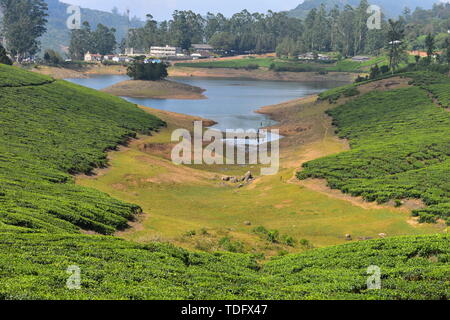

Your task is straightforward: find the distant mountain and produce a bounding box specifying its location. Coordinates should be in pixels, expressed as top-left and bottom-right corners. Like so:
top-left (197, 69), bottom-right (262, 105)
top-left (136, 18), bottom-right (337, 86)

top-left (41, 0), bottom-right (144, 55)
top-left (288, 0), bottom-right (440, 19)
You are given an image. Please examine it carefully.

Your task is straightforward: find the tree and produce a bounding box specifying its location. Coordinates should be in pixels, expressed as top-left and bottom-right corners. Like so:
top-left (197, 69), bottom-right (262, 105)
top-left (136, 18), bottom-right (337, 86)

top-left (276, 38), bottom-right (298, 59)
top-left (353, 0), bottom-right (370, 55)
top-left (91, 24), bottom-right (116, 55)
top-left (369, 64), bottom-right (380, 79)
top-left (209, 32), bottom-right (235, 52)
top-left (170, 10), bottom-right (204, 50)
top-left (425, 33), bottom-right (435, 62)
top-left (0, 43), bottom-right (12, 65)
top-left (69, 21), bottom-right (93, 60)
top-left (0, 0), bottom-right (48, 62)
top-left (386, 19), bottom-right (407, 72)
top-left (43, 49), bottom-right (63, 65)
top-left (127, 60), bottom-right (168, 81)
top-left (444, 37), bottom-right (450, 65)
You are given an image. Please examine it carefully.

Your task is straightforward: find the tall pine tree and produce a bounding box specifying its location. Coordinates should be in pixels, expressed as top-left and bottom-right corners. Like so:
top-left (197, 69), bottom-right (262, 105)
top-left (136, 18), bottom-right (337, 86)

top-left (0, 0), bottom-right (48, 62)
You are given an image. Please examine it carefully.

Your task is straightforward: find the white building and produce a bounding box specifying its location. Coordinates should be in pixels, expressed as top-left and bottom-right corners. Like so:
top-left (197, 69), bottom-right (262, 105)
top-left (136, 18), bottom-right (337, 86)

top-left (150, 45), bottom-right (181, 58)
top-left (84, 52), bottom-right (103, 62)
top-left (112, 56), bottom-right (133, 63)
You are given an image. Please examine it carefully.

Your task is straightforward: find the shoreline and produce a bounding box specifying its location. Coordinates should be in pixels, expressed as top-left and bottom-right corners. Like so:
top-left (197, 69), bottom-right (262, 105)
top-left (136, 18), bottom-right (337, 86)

top-left (169, 67), bottom-right (356, 83)
top-left (31, 64), bottom-right (357, 83)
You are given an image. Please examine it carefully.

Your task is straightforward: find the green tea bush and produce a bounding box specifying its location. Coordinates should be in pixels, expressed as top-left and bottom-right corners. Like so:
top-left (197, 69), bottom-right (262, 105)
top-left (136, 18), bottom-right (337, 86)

top-left (0, 65), bottom-right (165, 234)
top-left (0, 66), bottom-right (448, 300)
top-left (0, 233), bottom-right (447, 299)
top-left (300, 73), bottom-right (450, 224)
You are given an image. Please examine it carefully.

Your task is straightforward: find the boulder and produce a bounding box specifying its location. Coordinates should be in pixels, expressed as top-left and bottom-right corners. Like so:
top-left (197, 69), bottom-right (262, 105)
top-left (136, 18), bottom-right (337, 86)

top-left (345, 234), bottom-right (352, 241)
top-left (244, 171), bottom-right (253, 182)
top-left (378, 233), bottom-right (387, 238)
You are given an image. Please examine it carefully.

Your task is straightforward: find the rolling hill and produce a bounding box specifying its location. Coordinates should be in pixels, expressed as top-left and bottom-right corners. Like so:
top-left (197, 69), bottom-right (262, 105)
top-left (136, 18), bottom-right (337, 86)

top-left (0, 64), bottom-right (448, 299)
top-left (288, 0), bottom-right (439, 18)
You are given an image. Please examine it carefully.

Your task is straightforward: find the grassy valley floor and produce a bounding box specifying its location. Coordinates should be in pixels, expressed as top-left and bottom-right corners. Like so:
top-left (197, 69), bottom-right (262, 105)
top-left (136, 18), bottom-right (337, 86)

top-left (77, 83), bottom-right (445, 257)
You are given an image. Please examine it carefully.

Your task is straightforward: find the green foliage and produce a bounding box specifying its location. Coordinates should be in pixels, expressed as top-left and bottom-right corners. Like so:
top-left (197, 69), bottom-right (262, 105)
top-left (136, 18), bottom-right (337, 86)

top-left (69, 22), bottom-right (117, 59)
top-left (43, 49), bottom-right (64, 66)
top-left (208, 32), bottom-right (236, 52)
top-left (0, 65), bottom-right (165, 234)
top-left (253, 226), bottom-right (297, 247)
top-left (127, 61), bottom-right (169, 81)
top-left (0, 44), bottom-right (13, 65)
top-left (176, 57), bottom-right (274, 69)
top-left (0, 64), bottom-right (448, 300)
top-left (0, 233), bottom-right (447, 299)
top-left (218, 237), bottom-right (246, 253)
top-left (0, 0), bottom-right (48, 61)
top-left (0, 64), bottom-right (53, 87)
top-left (42, 0), bottom-right (144, 55)
top-left (177, 56), bottom-right (387, 74)
top-left (328, 57), bottom-right (388, 73)
top-left (299, 74), bottom-right (450, 224)
top-left (318, 83), bottom-right (358, 102)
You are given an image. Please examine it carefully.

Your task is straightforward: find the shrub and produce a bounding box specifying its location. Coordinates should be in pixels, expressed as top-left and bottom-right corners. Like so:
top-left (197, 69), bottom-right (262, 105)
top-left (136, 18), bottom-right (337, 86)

top-left (219, 237), bottom-right (245, 253)
top-left (127, 60), bottom-right (168, 81)
top-left (43, 49), bottom-right (64, 66)
top-left (244, 63), bottom-right (259, 70)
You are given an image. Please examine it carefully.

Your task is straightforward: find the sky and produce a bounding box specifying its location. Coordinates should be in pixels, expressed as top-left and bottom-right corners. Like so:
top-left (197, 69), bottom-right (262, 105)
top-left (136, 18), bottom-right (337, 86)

top-left (63, 0), bottom-right (302, 20)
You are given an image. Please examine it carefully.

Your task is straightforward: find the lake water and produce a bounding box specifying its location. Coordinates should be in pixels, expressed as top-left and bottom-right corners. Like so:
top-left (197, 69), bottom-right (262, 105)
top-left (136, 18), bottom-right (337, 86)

top-left (66, 75), bottom-right (342, 131)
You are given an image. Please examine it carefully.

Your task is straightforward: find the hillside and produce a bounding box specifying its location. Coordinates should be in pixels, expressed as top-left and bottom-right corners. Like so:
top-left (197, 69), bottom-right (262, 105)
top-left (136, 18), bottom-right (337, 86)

top-left (0, 64), bottom-right (448, 299)
top-left (299, 72), bottom-right (450, 225)
top-left (288, 0), bottom-right (438, 18)
top-left (0, 232), bottom-right (448, 299)
top-left (41, 0), bottom-right (144, 54)
top-left (0, 63), bottom-right (164, 234)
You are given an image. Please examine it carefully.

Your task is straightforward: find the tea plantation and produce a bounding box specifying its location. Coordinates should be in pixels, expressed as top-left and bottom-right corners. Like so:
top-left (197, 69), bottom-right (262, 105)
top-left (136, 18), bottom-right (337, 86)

top-left (0, 65), bottom-right (448, 300)
top-left (0, 233), bottom-right (448, 299)
top-left (0, 64), bottom-right (165, 234)
top-left (298, 72), bottom-right (450, 225)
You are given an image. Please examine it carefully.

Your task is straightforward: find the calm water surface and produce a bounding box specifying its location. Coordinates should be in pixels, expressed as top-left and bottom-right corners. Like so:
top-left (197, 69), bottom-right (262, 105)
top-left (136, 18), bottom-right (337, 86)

top-left (66, 75), bottom-right (343, 131)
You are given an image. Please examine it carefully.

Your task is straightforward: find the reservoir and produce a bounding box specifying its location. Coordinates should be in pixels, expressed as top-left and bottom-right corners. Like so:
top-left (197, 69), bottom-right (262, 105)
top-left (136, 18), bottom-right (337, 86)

top-left (66, 75), bottom-right (343, 131)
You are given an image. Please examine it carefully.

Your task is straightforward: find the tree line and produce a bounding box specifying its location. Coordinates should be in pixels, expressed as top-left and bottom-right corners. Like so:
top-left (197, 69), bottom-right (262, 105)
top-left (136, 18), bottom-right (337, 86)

top-left (126, 1), bottom-right (384, 57)
top-left (0, 0), bottom-right (48, 62)
top-left (1, 0), bottom-right (450, 64)
top-left (69, 22), bottom-right (117, 60)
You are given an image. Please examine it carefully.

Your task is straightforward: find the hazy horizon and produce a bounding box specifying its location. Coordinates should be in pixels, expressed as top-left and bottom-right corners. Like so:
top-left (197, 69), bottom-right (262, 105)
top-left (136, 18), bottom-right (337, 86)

top-left (62, 0), bottom-right (303, 20)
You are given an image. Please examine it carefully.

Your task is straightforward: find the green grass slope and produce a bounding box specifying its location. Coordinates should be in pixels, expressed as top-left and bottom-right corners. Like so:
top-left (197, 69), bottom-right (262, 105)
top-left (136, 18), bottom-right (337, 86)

top-left (0, 233), bottom-right (447, 299)
top-left (0, 64), bottom-right (165, 234)
top-left (0, 65), bottom-right (448, 300)
top-left (175, 56), bottom-right (387, 73)
top-left (298, 72), bottom-right (450, 224)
